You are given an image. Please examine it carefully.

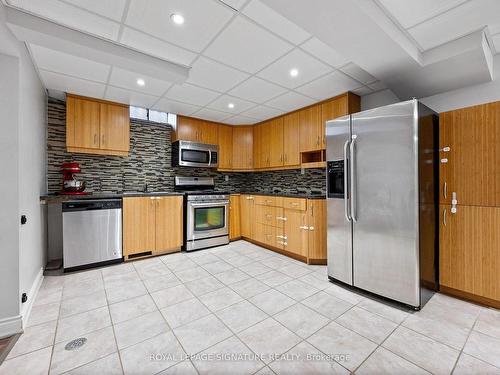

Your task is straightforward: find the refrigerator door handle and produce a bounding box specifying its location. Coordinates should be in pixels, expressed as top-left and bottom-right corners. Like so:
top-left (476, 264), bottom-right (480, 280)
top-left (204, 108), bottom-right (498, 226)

top-left (343, 139), bottom-right (351, 222)
top-left (350, 135), bottom-right (357, 222)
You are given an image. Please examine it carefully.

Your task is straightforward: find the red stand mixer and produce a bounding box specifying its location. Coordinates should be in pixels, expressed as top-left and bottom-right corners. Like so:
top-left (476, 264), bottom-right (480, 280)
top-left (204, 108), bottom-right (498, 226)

top-left (61, 162), bottom-right (88, 195)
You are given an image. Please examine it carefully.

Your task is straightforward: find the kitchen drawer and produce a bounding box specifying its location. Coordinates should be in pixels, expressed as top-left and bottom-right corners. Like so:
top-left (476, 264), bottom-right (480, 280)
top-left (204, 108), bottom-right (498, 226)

top-left (282, 197), bottom-right (306, 211)
top-left (254, 195), bottom-right (283, 207)
top-left (254, 223), bottom-right (276, 247)
top-left (255, 206), bottom-right (284, 227)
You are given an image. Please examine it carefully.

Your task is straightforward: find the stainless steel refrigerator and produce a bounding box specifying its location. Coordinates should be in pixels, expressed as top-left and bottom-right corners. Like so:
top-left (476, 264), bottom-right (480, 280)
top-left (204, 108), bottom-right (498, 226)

top-left (326, 99), bottom-right (439, 308)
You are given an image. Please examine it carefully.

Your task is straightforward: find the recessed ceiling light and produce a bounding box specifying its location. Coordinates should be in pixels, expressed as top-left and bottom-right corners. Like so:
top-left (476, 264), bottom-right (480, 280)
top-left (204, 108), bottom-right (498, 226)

top-left (170, 13), bottom-right (185, 25)
top-left (136, 78), bottom-right (145, 87)
top-left (228, 103), bottom-right (235, 109)
top-left (289, 68), bottom-right (299, 77)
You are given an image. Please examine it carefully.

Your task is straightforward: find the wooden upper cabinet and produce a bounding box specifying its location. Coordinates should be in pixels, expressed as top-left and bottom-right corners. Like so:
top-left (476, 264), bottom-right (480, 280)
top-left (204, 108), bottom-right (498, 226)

top-left (232, 126), bottom-right (253, 170)
top-left (99, 103), bottom-right (129, 152)
top-left (66, 94), bottom-right (130, 156)
top-left (254, 122), bottom-right (270, 169)
top-left (299, 104), bottom-right (322, 152)
top-left (440, 102), bottom-right (500, 207)
top-left (218, 124), bottom-right (233, 170)
top-left (200, 121), bottom-right (219, 145)
top-left (283, 112), bottom-right (300, 166)
top-left (269, 118), bottom-right (284, 167)
top-left (320, 93), bottom-right (361, 148)
top-left (175, 116), bottom-right (218, 144)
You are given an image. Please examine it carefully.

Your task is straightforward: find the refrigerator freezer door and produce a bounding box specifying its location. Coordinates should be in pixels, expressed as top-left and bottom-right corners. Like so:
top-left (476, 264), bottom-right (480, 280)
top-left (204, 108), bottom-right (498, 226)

top-left (351, 100), bottom-right (420, 307)
top-left (326, 115), bottom-right (353, 285)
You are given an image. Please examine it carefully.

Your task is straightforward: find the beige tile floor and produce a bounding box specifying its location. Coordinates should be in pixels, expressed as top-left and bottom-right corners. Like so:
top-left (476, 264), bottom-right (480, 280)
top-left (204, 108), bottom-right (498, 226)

top-left (1, 240), bottom-right (500, 375)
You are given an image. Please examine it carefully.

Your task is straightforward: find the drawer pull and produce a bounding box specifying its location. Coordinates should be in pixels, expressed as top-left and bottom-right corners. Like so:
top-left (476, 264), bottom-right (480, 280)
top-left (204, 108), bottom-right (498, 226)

top-left (265, 200), bottom-right (273, 204)
top-left (290, 202), bottom-right (299, 206)
top-left (277, 241), bottom-right (288, 246)
top-left (299, 225), bottom-right (308, 230)
top-left (276, 235), bottom-right (287, 240)
top-left (276, 216), bottom-right (287, 221)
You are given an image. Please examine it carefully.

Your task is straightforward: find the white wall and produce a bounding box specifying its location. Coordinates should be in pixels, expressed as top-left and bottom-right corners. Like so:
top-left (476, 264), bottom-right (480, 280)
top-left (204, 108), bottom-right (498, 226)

top-left (0, 2), bottom-right (47, 337)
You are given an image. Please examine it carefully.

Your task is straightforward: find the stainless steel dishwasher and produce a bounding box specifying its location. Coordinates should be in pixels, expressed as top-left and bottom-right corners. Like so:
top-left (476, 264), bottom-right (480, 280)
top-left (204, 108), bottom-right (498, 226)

top-left (62, 199), bottom-right (122, 271)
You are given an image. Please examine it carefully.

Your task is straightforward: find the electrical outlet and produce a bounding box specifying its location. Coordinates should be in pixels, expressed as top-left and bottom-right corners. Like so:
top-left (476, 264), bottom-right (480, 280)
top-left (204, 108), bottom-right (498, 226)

top-left (225, 175), bottom-right (229, 182)
top-left (301, 168), bottom-right (305, 175)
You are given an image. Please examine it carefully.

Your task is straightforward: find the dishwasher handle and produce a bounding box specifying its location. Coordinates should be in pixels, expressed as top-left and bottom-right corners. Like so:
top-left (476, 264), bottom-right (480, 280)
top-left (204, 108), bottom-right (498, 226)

top-left (62, 199), bottom-right (122, 212)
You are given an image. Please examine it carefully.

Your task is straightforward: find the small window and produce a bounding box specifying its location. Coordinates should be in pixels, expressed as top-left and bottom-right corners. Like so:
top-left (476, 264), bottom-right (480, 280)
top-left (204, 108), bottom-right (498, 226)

top-left (129, 106), bottom-right (148, 120)
top-left (148, 110), bottom-right (169, 124)
top-left (167, 113), bottom-right (177, 129)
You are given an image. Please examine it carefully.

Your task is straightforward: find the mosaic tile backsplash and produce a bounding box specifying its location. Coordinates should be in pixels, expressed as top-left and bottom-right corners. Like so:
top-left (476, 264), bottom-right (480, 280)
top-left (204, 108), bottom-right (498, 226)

top-left (47, 98), bottom-right (325, 195)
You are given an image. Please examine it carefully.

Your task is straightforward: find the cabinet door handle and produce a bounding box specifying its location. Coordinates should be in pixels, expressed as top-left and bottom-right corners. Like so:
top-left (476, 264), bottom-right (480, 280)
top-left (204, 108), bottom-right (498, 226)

top-left (101, 134), bottom-right (105, 145)
top-left (276, 235), bottom-right (287, 240)
top-left (276, 216), bottom-right (287, 221)
top-left (443, 182), bottom-right (447, 199)
top-left (443, 208), bottom-right (447, 226)
top-left (317, 136), bottom-right (320, 146)
top-left (94, 134), bottom-right (97, 144)
top-left (299, 225), bottom-right (308, 230)
top-left (277, 241), bottom-right (288, 246)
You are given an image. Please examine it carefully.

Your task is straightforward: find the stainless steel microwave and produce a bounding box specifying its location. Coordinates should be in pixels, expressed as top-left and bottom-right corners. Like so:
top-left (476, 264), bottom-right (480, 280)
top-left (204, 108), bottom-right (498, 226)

top-left (172, 140), bottom-right (219, 168)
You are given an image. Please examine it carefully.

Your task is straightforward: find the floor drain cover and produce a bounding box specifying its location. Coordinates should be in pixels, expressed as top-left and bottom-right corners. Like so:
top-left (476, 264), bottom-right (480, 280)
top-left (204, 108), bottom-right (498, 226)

top-left (65, 338), bottom-right (87, 351)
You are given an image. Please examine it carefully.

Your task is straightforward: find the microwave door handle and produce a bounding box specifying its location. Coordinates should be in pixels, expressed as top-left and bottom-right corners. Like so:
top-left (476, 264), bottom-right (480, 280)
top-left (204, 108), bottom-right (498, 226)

top-left (208, 150), bottom-right (212, 167)
top-left (343, 140), bottom-right (351, 222)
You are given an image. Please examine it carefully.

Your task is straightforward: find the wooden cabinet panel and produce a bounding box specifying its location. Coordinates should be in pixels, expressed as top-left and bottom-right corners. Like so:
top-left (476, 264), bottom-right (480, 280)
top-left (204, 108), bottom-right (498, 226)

top-left (269, 118), bottom-right (284, 167)
top-left (440, 205), bottom-right (500, 301)
top-left (229, 195), bottom-right (241, 240)
top-left (123, 197), bottom-right (156, 257)
top-left (254, 122), bottom-right (271, 168)
top-left (283, 112), bottom-right (300, 166)
top-left (299, 105), bottom-right (322, 152)
top-left (176, 116), bottom-right (203, 142)
top-left (252, 125), bottom-right (263, 169)
top-left (254, 223), bottom-right (276, 248)
top-left (255, 206), bottom-right (284, 227)
top-left (67, 96), bottom-right (100, 149)
top-left (99, 103), bottom-right (130, 152)
top-left (155, 196), bottom-right (183, 254)
top-left (307, 199), bottom-right (327, 263)
top-left (440, 102), bottom-right (500, 207)
top-left (254, 195), bottom-right (283, 207)
top-left (200, 121), bottom-right (219, 145)
top-left (218, 124), bottom-right (233, 169)
top-left (232, 126), bottom-right (253, 170)
top-left (282, 197), bottom-right (306, 211)
top-left (240, 195), bottom-right (255, 238)
top-left (283, 208), bottom-right (308, 257)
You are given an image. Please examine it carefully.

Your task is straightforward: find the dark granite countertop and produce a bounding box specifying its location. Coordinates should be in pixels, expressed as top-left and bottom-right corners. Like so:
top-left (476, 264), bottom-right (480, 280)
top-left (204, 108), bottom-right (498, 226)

top-left (40, 191), bottom-right (184, 203)
top-left (235, 192), bottom-right (326, 199)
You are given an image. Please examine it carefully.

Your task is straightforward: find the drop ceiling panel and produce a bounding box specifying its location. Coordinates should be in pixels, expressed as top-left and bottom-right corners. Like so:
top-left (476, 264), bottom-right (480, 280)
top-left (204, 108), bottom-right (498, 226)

top-left (300, 37), bottom-right (350, 68)
top-left (125, 0), bottom-right (233, 53)
top-left (224, 114), bottom-right (258, 125)
top-left (186, 57), bottom-right (250, 93)
top-left (242, 0), bottom-right (310, 44)
top-left (191, 108), bottom-right (232, 122)
top-left (257, 48), bottom-right (332, 89)
top-left (109, 67), bottom-right (172, 96)
top-left (407, 1), bottom-right (500, 50)
top-left (62, 0), bottom-right (127, 21)
top-left (492, 34), bottom-right (500, 53)
top-left (7, 0), bottom-right (120, 40)
top-left (29, 44), bottom-right (110, 83)
top-left (152, 98), bottom-right (201, 116)
top-left (296, 71), bottom-right (361, 101)
top-left (240, 105), bottom-right (283, 120)
top-left (207, 94), bottom-right (256, 113)
top-left (165, 83), bottom-right (220, 106)
top-left (105, 86), bottom-right (159, 108)
top-left (378, 0), bottom-right (467, 29)
top-left (340, 63), bottom-right (376, 84)
top-left (264, 91), bottom-right (314, 112)
top-left (120, 28), bottom-right (197, 66)
top-left (39, 70), bottom-right (106, 98)
top-left (218, 0), bottom-right (247, 11)
top-left (228, 77), bottom-right (287, 103)
top-left (350, 86), bottom-right (373, 96)
top-left (203, 16), bottom-right (293, 73)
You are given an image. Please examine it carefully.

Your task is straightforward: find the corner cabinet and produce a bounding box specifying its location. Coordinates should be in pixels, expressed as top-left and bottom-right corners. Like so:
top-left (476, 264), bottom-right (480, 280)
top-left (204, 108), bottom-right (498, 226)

top-left (218, 124), bottom-right (233, 170)
top-left (66, 94), bottom-right (130, 156)
top-left (123, 196), bottom-right (183, 260)
top-left (173, 116), bottom-right (218, 145)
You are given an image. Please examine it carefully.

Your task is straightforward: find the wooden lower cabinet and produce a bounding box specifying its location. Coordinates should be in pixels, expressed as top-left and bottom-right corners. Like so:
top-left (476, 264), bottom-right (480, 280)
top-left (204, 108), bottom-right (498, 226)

top-left (440, 205), bottom-right (500, 306)
top-left (123, 196), bottom-right (183, 260)
top-left (240, 195), bottom-right (255, 238)
top-left (229, 195), bottom-right (241, 240)
top-left (243, 195), bottom-right (326, 264)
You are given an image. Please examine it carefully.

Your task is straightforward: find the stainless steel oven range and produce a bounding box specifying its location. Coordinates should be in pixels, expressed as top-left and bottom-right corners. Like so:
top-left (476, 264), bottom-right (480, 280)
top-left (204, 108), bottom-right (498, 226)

top-left (175, 177), bottom-right (229, 251)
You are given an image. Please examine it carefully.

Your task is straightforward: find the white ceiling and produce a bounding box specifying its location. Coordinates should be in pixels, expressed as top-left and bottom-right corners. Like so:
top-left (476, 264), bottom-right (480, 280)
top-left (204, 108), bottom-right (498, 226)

top-left (6, 0), bottom-right (499, 124)
top-left (5, 0), bottom-right (376, 125)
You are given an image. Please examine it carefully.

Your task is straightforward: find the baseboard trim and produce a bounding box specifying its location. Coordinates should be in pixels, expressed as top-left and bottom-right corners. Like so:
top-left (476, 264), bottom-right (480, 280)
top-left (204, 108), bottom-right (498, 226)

top-left (440, 285), bottom-right (500, 309)
top-left (0, 315), bottom-right (23, 339)
top-left (243, 237), bottom-right (308, 263)
top-left (20, 267), bottom-right (44, 329)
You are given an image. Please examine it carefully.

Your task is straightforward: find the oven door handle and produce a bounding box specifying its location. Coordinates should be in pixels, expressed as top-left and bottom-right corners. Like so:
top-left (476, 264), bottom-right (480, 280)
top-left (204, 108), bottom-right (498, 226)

top-left (189, 201), bottom-right (229, 207)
